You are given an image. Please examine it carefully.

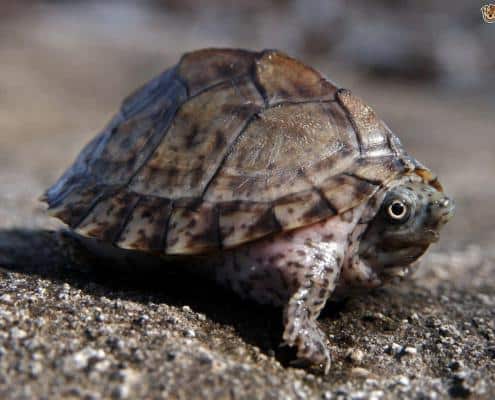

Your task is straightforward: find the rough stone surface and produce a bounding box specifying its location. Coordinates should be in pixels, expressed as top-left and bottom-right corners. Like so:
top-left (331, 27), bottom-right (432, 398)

top-left (0, 3), bottom-right (494, 399)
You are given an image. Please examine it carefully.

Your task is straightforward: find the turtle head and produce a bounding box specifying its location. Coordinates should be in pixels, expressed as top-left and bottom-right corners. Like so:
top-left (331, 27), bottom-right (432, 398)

top-left (358, 182), bottom-right (454, 270)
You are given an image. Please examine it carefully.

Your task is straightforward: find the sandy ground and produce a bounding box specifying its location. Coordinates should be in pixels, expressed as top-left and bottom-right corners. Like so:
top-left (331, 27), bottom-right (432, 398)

top-left (0, 3), bottom-right (494, 399)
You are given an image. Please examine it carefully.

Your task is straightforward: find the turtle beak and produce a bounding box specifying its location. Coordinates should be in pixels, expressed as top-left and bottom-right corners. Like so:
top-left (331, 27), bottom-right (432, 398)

top-left (429, 195), bottom-right (455, 227)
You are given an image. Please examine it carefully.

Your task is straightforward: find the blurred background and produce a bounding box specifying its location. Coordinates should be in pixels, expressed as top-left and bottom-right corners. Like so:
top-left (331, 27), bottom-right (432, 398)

top-left (0, 0), bottom-right (494, 253)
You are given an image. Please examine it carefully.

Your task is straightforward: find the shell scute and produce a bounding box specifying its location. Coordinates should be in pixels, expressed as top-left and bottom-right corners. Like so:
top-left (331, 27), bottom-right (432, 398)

top-left (319, 174), bottom-right (377, 214)
top-left (95, 77), bottom-right (187, 184)
top-left (255, 50), bottom-right (338, 105)
top-left (76, 190), bottom-right (140, 242)
top-left (166, 202), bottom-right (219, 254)
top-left (116, 196), bottom-right (172, 251)
top-left (218, 202), bottom-right (279, 248)
top-left (336, 89), bottom-right (404, 158)
top-left (121, 67), bottom-right (180, 118)
top-left (47, 183), bottom-right (106, 229)
top-left (204, 101), bottom-right (357, 203)
top-left (178, 48), bottom-right (256, 96)
top-left (348, 156), bottom-right (407, 185)
top-left (129, 77), bottom-right (264, 199)
top-left (273, 189), bottom-right (336, 229)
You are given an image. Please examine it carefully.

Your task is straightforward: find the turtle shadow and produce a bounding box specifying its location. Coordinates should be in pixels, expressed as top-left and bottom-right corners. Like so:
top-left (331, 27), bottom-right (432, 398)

top-left (0, 228), bottom-right (352, 367)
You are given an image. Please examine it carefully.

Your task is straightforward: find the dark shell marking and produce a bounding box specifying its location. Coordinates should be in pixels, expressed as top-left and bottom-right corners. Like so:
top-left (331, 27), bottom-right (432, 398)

top-left (45, 48), bottom-right (424, 254)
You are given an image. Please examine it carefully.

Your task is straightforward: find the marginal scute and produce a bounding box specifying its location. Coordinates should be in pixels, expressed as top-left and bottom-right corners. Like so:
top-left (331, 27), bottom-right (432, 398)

top-left (76, 190), bottom-right (140, 242)
top-left (255, 50), bottom-right (338, 105)
top-left (219, 202), bottom-right (280, 248)
top-left (273, 189), bottom-right (336, 229)
top-left (47, 184), bottom-right (104, 228)
top-left (166, 203), bottom-right (219, 254)
top-left (129, 77), bottom-right (264, 199)
top-left (320, 174), bottom-right (377, 213)
top-left (116, 196), bottom-right (172, 251)
top-left (337, 89), bottom-right (400, 158)
top-left (178, 48), bottom-right (256, 96)
top-left (349, 156), bottom-right (406, 185)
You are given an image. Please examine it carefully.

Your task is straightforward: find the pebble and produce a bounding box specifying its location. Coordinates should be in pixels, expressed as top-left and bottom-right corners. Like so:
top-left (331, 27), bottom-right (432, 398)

top-left (403, 347), bottom-right (417, 356)
top-left (28, 361), bottom-right (43, 377)
top-left (350, 390), bottom-right (367, 399)
top-left (182, 305), bottom-right (192, 313)
top-left (385, 342), bottom-right (403, 356)
top-left (0, 294), bottom-right (13, 304)
top-left (396, 376), bottom-right (410, 387)
top-left (322, 391), bottom-right (332, 400)
top-left (64, 347), bottom-right (106, 372)
top-left (112, 385), bottom-right (129, 399)
top-left (10, 327), bottom-right (27, 340)
top-left (346, 348), bottom-right (365, 364)
top-left (385, 343), bottom-right (417, 358)
top-left (369, 390), bottom-right (384, 400)
top-left (183, 329), bottom-right (196, 338)
top-left (351, 367), bottom-right (370, 378)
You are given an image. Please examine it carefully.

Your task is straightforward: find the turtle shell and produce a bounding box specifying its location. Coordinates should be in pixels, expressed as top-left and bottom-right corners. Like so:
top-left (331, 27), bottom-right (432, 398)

top-left (44, 48), bottom-right (437, 255)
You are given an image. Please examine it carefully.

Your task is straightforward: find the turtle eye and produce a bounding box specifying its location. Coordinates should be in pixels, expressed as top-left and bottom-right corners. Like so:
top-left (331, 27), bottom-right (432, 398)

top-left (387, 200), bottom-right (409, 221)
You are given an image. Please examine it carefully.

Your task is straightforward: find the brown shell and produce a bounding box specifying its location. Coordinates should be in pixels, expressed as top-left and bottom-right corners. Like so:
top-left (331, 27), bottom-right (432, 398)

top-left (44, 48), bottom-right (431, 255)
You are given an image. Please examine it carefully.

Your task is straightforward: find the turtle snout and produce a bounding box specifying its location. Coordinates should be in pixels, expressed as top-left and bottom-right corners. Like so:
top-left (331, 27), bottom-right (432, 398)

top-left (429, 195), bottom-right (455, 226)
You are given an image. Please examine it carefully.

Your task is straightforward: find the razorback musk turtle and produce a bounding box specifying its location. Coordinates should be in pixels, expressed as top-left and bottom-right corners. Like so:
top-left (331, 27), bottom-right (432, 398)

top-left (43, 48), bottom-right (454, 372)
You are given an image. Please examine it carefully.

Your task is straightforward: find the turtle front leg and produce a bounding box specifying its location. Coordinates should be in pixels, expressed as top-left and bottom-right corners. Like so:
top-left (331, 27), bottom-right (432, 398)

top-left (215, 214), bottom-right (355, 373)
top-left (282, 241), bottom-right (343, 373)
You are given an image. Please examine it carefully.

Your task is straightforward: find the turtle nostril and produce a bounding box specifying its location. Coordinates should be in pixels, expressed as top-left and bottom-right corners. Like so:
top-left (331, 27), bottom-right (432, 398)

top-left (440, 198), bottom-right (450, 208)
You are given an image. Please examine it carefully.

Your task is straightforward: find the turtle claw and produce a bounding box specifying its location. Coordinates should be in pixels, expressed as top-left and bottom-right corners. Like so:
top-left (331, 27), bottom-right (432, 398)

top-left (288, 344), bottom-right (332, 374)
top-left (282, 318), bottom-right (332, 374)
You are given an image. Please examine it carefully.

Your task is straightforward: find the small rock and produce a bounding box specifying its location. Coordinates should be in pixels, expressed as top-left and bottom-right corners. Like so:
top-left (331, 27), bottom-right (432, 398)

top-left (0, 294), bottom-right (13, 304)
top-left (111, 385), bottom-right (129, 400)
top-left (10, 327), bottom-right (27, 340)
top-left (134, 314), bottom-right (149, 326)
top-left (448, 360), bottom-right (464, 371)
top-left (64, 347), bottom-right (106, 372)
top-left (369, 390), bottom-right (384, 400)
top-left (322, 391), bottom-right (332, 400)
top-left (95, 313), bottom-right (105, 322)
top-left (396, 376), bottom-right (410, 387)
top-left (198, 353), bottom-right (214, 365)
top-left (28, 361), bottom-right (43, 377)
top-left (346, 348), bottom-right (364, 364)
top-left (166, 350), bottom-right (178, 361)
top-left (183, 329), bottom-right (196, 338)
top-left (350, 390), bottom-right (367, 399)
top-left (385, 342), bottom-right (403, 356)
top-left (106, 337), bottom-right (125, 351)
top-left (402, 346), bottom-right (417, 356)
top-left (409, 313), bottom-right (419, 322)
top-left (351, 367), bottom-right (370, 378)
